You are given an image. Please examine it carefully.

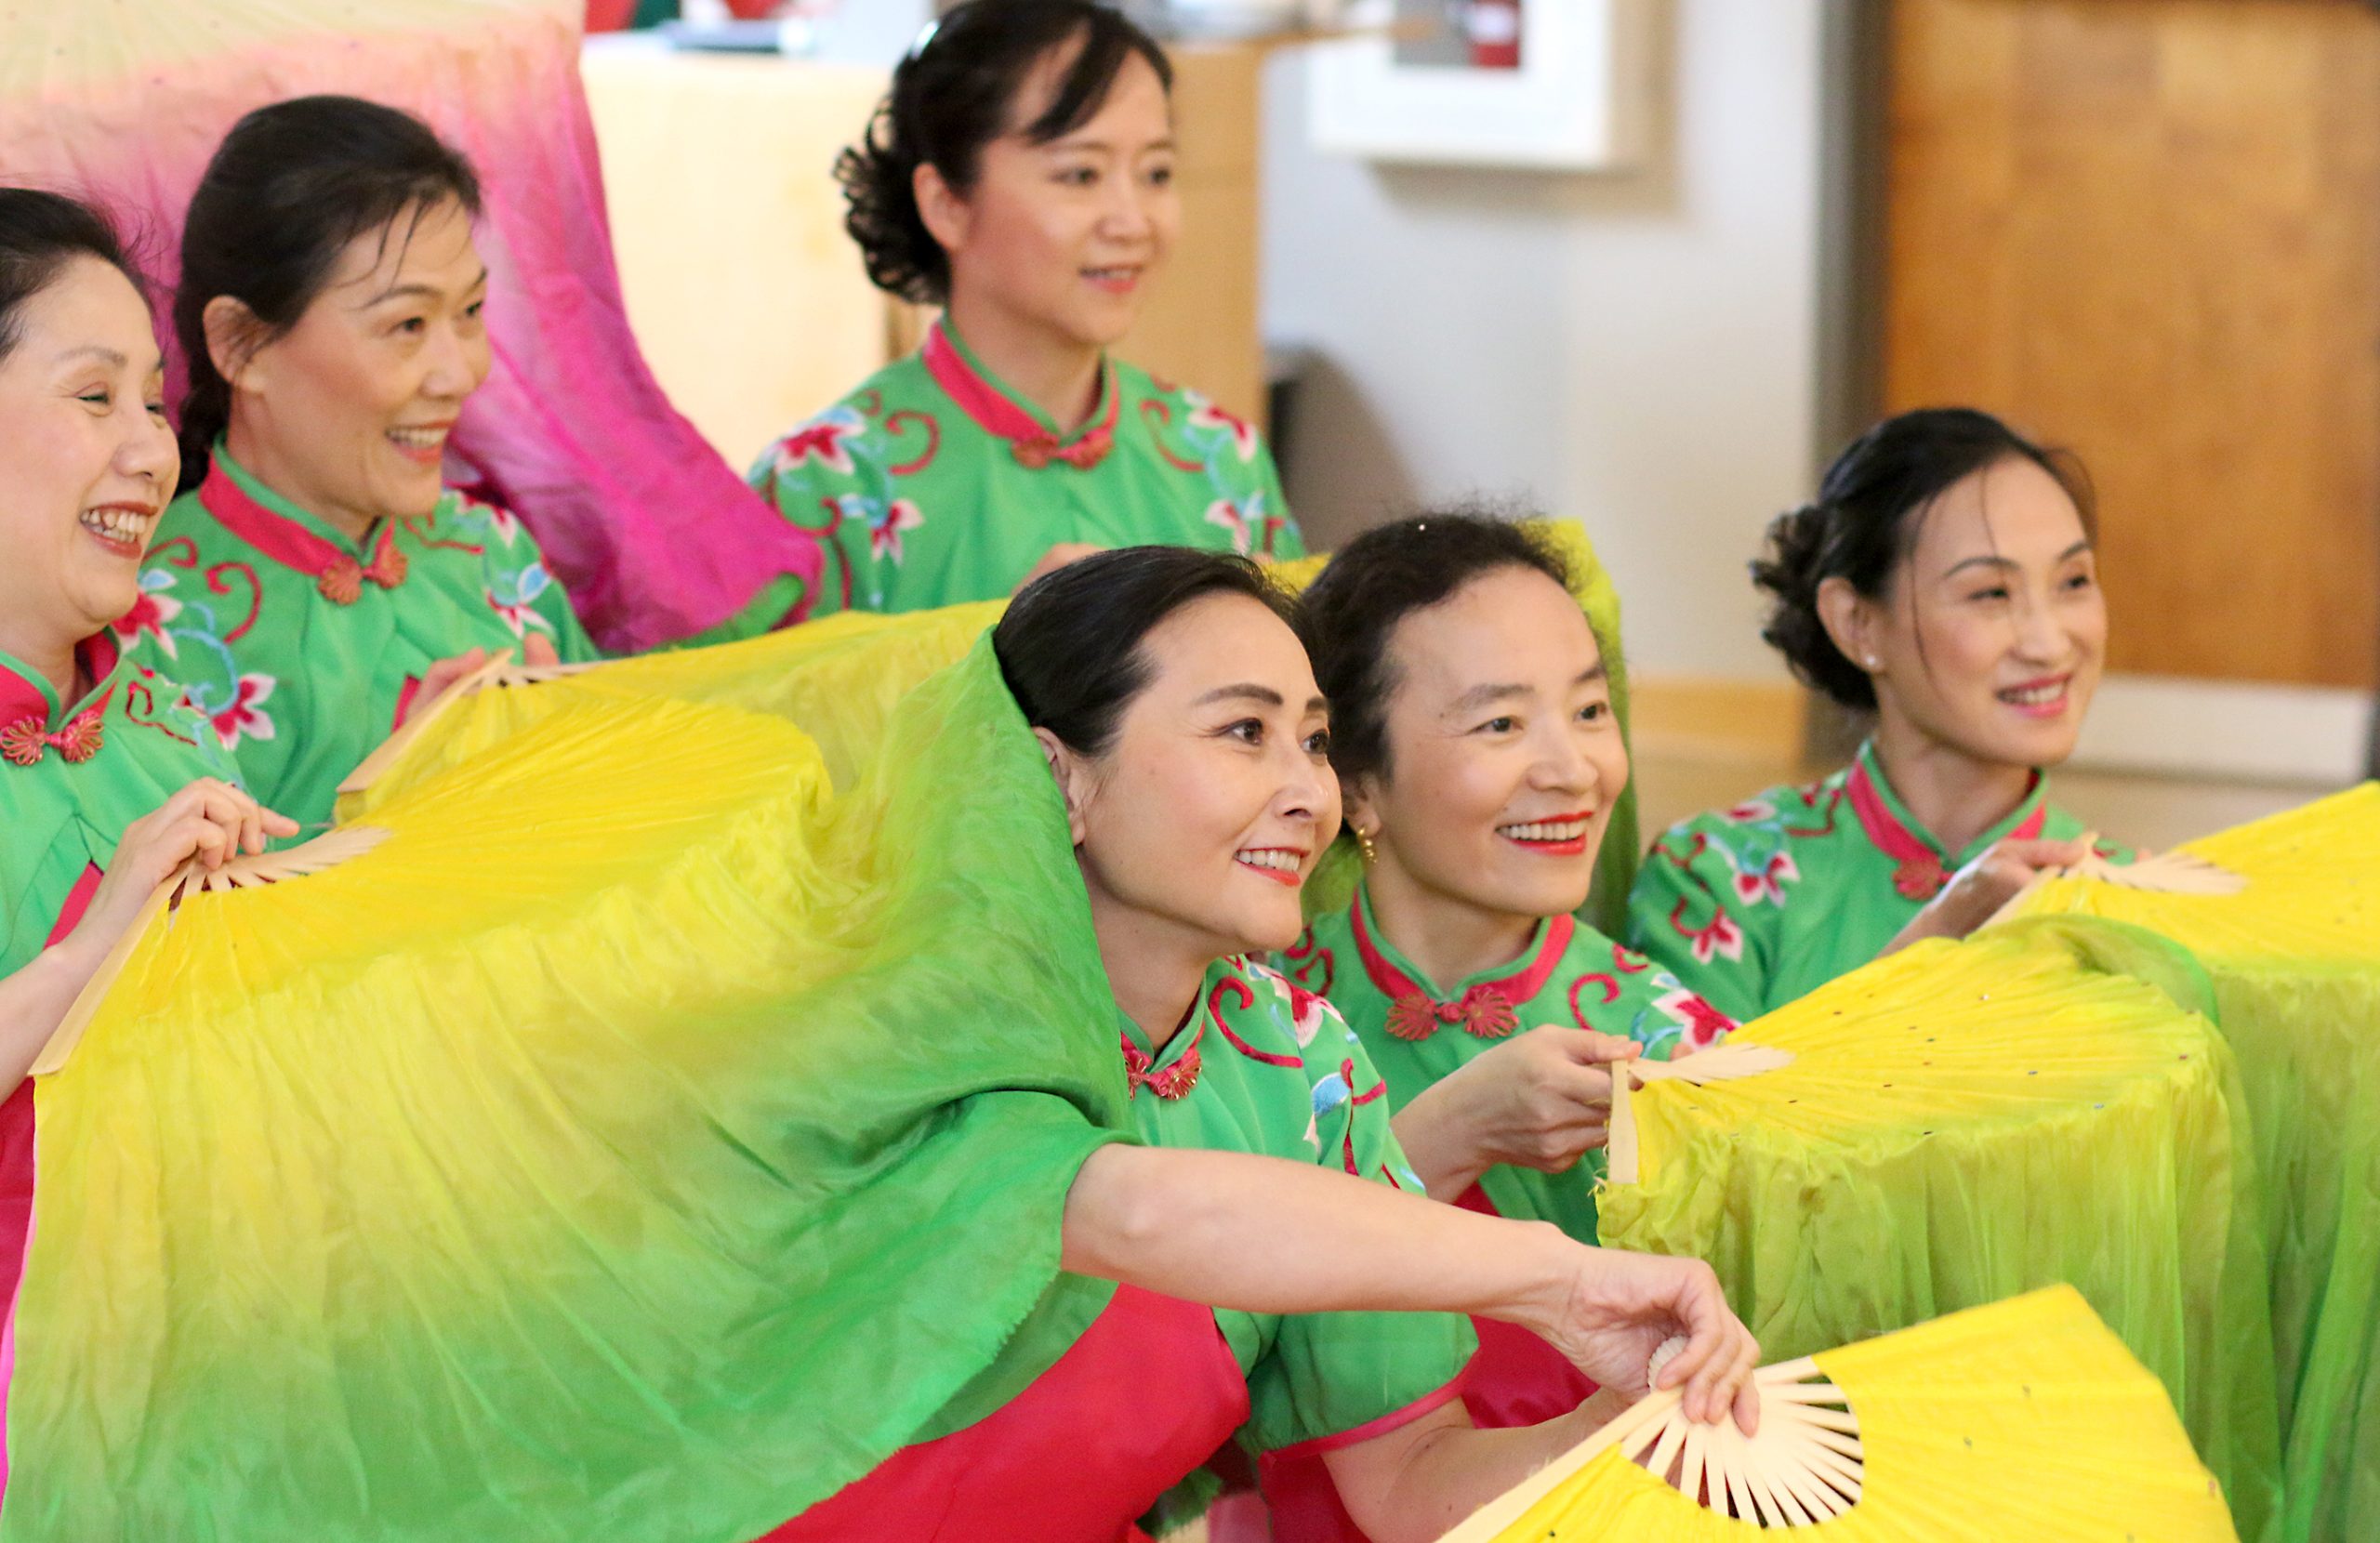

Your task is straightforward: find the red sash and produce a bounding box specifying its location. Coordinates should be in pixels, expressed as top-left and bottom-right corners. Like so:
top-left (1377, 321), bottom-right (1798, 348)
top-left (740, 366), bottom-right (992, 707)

top-left (1218, 1185), bottom-right (1589, 1542)
top-left (760, 1285), bottom-right (1249, 1543)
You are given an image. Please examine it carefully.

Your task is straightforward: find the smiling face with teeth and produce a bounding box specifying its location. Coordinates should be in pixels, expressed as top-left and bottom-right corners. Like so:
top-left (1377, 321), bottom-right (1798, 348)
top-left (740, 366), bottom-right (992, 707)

top-left (1345, 566), bottom-right (1627, 983)
top-left (0, 255), bottom-right (178, 679)
top-left (1039, 590), bottom-right (1337, 992)
top-left (1817, 454), bottom-right (2106, 782)
top-left (209, 196), bottom-right (488, 545)
top-left (917, 37), bottom-right (1179, 375)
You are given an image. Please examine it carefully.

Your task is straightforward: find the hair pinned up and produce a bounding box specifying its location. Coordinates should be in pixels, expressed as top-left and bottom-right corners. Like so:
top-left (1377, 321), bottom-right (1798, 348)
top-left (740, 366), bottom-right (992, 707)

top-left (1299, 508), bottom-right (1575, 789)
top-left (0, 189), bottom-right (146, 368)
top-left (1752, 408), bottom-right (2096, 712)
top-left (838, 0), bottom-right (1171, 306)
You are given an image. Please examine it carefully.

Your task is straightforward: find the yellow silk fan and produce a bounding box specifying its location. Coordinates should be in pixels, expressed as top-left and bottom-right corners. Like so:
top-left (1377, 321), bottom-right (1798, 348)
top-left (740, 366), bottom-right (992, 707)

top-left (13, 645), bottom-right (1143, 1541)
top-left (338, 600), bottom-right (1006, 817)
top-left (1595, 917), bottom-right (2281, 1540)
top-left (2004, 785), bottom-right (2380, 1543)
top-left (1442, 1286), bottom-right (2238, 1541)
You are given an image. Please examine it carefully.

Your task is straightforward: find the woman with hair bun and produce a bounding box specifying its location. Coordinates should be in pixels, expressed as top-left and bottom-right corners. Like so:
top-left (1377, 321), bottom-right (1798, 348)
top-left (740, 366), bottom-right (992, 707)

top-left (1625, 408), bottom-right (2122, 1022)
top-left (729, 0), bottom-right (1301, 626)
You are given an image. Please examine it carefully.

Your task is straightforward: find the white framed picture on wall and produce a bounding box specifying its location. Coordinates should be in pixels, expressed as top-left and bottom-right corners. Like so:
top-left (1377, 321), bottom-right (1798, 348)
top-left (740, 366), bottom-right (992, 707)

top-left (1308, 0), bottom-right (1658, 171)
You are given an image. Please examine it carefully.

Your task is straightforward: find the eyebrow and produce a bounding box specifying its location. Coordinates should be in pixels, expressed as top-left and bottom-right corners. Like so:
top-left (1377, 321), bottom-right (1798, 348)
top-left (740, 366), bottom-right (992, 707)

top-left (1449, 664), bottom-right (1606, 715)
top-left (1193, 682), bottom-right (1326, 714)
top-left (1041, 135), bottom-right (1178, 154)
top-left (1940, 539), bottom-right (2093, 581)
top-left (53, 345), bottom-right (127, 369)
top-left (361, 267), bottom-right (490, 308)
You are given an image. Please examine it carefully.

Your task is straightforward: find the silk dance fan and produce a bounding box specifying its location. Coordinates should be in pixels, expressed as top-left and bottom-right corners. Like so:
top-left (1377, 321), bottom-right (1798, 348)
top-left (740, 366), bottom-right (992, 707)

top-left (1594, 916), bottom-right (2282, 1542)
top-left (355, 519), bottom-right (1648, 930)
top-left (1441, 1286), bottom-right (2238, 1542)
top-left (2004, 784), bottom-right (2380, 1543)
top-left (8, 641), bottom-right (1134, 1541)
top-left (0, 0), bottom-right (814, 650)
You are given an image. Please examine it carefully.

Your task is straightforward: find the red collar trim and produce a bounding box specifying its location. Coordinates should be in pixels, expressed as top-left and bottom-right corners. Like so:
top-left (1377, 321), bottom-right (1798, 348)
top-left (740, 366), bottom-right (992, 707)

top-left (921, 322), bottom-right (1119, 470)
top-left (199, 470), bottom-right (409, 604)
top-left (0, 634), bottom-right (118, 767)
top-left (1844, 757), bottom-right (2045, 901)
top-left (1349, 893), bottom-right (1575, 1041)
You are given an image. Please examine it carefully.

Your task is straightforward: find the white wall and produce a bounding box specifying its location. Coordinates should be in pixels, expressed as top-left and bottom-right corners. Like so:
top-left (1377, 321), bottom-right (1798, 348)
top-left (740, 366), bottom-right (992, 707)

top-left (1261, 0), bottom-right (1826, 681)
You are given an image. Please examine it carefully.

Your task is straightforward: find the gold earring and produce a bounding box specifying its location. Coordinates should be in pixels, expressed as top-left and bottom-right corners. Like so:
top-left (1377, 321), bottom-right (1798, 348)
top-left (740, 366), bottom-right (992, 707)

top-left (1355, 826), bottom-right (1379, 864)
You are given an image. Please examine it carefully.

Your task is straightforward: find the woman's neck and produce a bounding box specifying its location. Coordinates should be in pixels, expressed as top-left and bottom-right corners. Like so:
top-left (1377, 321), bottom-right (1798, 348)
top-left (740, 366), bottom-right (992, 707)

top-left (223, 417), bottom-right (377, 547)
top-left (943, 289), bottom-right (1106, 436)
top-left (1869, 715), bottom-right (2036, 857)
top-left (0, 615), bottom-right (82, 708)
top-left (1089, 892), bottom-right (1214, 1053)
top-left (1363, 859), bottom-right (1541, 996)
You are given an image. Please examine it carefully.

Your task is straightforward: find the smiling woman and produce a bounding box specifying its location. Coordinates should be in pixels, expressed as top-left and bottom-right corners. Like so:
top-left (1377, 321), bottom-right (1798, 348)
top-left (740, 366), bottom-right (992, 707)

top-left (703, 0), bottom-right (1302, 634)
top-left (1626, 408), bottom-right (2129, 1022)
top-left (0, 187), bottom-right (296, 1506)
top-left (120, 96), bottom-right (602, 828)
top-left (758, 546), bottom-right (1764, 1543)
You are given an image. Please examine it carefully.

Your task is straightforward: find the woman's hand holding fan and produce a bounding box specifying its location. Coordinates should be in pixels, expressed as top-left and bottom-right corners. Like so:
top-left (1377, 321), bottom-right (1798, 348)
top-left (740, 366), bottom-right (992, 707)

top-left (1535, 1246), bottom-right (1761, 1433)
top-left (1392, 1026), bottom-right (1641, 1201)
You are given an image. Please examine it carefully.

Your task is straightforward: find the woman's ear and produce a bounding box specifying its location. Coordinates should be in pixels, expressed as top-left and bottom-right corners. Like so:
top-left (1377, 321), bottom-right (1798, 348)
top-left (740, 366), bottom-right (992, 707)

top-left (1815, 575), bottom-right (1883, 681)
top-left (202, 295), bottom-right (266, 397)
top-left (913, 161), bottom-right (971, 261)
top-left (1032, 726), bottom-right (1092, 846)
top-left (1341, 772), bottom-right (1382, 849)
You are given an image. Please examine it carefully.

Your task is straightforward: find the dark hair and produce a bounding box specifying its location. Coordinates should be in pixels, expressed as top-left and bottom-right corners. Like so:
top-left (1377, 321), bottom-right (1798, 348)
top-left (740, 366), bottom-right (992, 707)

top-left (174, 95), bottom-right (483, 481)
top-left (1752, 407), bottom-right (2096, 711)
top-left (0, 189), bottom-right (145, 366)
top-left (995, 545), bottom-right (1298, 758)
top-left (1301, 509), bottom-right (1575, 789)
top-left (839, 0), bottom-right (1172, 305)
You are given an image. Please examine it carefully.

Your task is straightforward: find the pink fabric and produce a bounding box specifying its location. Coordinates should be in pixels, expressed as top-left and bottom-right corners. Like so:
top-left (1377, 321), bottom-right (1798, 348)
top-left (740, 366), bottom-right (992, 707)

top-left (0, 4), bottom-right (819, 652)
top-left (758, 1285), bottom-right (1249, 1543)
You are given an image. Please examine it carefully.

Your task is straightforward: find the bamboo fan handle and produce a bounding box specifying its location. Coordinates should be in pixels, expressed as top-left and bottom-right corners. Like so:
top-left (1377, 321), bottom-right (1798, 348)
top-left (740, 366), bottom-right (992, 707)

top-left (337, 650), bottom-right (602, 798)
top-left (31, 825), bottom-right (392, 1077)
top-left (1983, 831), bottom-right (2246, 931)
top-left (1441, 1353), bottom-right (1860, 1539)
top-left (1605, 1041), bottom-right (1794, 1186)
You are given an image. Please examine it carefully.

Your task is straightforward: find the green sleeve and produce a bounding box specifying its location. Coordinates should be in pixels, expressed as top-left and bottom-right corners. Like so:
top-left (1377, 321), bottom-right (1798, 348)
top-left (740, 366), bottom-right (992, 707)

top-left (1256, 440), bottom-right (1305, 562)
top-left (537, 581), bottom-right (605, 665)
top-left (1243, 1036), bottom-right (1475, 1454)
top-left (1625, 818), bottom-right (1773, 1025)
top-left (746, 441), bottom-right (855, 623)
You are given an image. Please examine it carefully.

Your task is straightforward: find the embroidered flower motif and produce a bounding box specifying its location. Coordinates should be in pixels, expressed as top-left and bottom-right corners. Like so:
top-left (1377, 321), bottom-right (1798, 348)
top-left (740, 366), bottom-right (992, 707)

top-left (774, 410), bottom-right (866, 477)
top-left (113, 569), bottom-right (184, 659)
top-left (205, 674), bottom-right (278, 752)
top-left (861, 498), bottom-right (926, 564)
top-left (1184, 391), bottom-right (1261, 462)
top-left (1, 709), bottom-right (104, 767)
top-left (1204, 498), bottom-right (1257, 556)
top-left (1723, 797), bottom-right (1778, 824)
top-left (487, 562), bottom-right (560, 640)
top-left (1675, 904), bottom-right (1745, 966)
top-left (1284, 981), bottom-right (1329, 1048)
top-left (1731, 850), bottom-right (1801, 906)
top-left (1385, 983), bottom-right (1520, 1043)
top-left (1311, 1067), bottom-right (1352, 1118)
top-left (1653, 988), bottom-right (1736, 1052)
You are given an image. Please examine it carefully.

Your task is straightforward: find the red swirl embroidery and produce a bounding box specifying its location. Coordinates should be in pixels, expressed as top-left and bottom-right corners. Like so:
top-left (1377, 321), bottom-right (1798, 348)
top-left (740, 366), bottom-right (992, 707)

top-left (885, 409), bottom-right (942, 476)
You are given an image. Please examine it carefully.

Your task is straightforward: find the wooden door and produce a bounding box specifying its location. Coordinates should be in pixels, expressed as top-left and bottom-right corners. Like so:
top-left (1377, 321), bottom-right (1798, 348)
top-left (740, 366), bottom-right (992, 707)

top-left (1883, 0), bottom-right (2380, 689)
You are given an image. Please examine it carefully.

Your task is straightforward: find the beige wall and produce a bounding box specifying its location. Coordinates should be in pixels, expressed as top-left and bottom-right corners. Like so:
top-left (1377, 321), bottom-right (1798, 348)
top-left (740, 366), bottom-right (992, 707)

top-left (1260, 0), bottom-right (1827, 683)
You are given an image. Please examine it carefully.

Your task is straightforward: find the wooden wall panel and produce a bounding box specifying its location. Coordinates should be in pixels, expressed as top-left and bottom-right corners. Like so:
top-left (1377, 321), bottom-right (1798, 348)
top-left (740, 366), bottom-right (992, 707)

top-left (1884, 0), bottom-right (2380, 689)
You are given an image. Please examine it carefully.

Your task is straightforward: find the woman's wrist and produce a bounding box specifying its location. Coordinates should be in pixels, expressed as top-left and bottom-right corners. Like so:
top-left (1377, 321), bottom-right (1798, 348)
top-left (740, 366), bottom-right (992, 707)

top-left (1389, 1082), bottom-right (1488, 1203)
top-left (1472, 1217), bottom-right (1583, 1339)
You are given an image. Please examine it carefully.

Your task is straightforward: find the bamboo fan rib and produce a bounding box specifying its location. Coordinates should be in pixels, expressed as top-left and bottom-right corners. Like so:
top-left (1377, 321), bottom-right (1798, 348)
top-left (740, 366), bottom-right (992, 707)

top-left (2006, 784), bottom-right (2380, 1543)
top-left (1596, 917), bottom-right (2281, 1540)
top-left (1444, 1286), bottom-right (2237, 1541)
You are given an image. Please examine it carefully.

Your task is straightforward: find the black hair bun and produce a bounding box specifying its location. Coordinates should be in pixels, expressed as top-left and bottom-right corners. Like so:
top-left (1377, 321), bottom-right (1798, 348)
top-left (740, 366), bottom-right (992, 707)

top-left (1753, 501), bottom-right (1876, 712)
